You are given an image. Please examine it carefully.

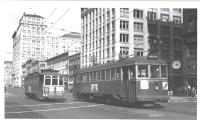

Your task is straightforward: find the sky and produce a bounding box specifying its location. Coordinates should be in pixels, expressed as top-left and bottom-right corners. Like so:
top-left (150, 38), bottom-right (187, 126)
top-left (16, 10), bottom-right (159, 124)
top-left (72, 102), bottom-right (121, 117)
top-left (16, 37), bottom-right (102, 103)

top-left (0, 1), bottom-right (81, 61)
top-left (0, 0), bottom-right (199, 62)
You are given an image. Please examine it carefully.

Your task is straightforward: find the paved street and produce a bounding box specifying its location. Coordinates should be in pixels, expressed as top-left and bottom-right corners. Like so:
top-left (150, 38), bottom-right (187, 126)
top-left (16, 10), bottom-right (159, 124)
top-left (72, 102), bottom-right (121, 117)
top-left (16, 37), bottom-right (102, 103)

top-left (5, 87), bottom-right (197, 119)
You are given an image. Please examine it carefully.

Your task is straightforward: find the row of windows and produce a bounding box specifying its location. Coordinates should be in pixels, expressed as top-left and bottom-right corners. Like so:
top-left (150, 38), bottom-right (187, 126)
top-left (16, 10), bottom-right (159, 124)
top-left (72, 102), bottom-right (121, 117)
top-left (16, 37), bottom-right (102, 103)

top-left (147, 12), bottom-right (181, 23)
top-left (78, 65), bottom-right (167, 82)
top-left (79, 67), bottom-right (121, 82)
top-left (44, 75), bottom-right (64, 86)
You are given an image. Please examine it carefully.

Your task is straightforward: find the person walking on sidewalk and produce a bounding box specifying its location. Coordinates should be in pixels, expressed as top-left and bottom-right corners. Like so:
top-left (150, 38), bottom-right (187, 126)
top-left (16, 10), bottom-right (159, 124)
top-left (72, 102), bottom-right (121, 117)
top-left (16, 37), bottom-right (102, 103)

top-left (191, 87), bottom-right (197, 102)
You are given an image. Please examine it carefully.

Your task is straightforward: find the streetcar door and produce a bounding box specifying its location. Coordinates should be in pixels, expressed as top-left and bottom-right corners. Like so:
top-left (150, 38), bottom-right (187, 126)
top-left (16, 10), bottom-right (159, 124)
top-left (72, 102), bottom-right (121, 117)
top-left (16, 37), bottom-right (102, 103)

top-left (122, 67), bottom-right (128, 83)
top-left (128, 65), bottom-right (136, 102)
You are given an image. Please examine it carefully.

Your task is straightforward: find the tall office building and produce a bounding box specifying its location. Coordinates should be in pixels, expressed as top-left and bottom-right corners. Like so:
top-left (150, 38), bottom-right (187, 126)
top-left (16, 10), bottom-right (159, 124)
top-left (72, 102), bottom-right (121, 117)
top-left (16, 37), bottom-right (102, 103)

top-left (4, 61), bottom-right (13, 86)
top-left (80, 8), bottom-right (182, 68)
top-left (46, 33), bottom-right (60, 59)
top-left (59, 32), bottom-right (81, 56)
top-left (46, 32), bottom-right (81, 59)
top-left (183, 9), bottom-right (197, 91)
top-left (12, 12), bottom-right (47, 87)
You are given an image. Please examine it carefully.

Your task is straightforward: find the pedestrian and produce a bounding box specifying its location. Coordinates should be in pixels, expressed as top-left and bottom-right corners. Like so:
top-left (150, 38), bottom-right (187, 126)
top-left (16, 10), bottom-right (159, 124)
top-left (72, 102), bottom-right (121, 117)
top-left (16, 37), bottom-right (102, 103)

top-left (191, 87), bottom-right (197, 102)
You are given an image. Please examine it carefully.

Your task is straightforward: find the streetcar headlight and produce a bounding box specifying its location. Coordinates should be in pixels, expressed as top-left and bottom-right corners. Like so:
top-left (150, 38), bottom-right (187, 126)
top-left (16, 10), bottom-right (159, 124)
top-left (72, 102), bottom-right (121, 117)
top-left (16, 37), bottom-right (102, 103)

top-left (140, 80), bottom-right (149, 89)
top-left (162, 82), bottom-right (168, 90)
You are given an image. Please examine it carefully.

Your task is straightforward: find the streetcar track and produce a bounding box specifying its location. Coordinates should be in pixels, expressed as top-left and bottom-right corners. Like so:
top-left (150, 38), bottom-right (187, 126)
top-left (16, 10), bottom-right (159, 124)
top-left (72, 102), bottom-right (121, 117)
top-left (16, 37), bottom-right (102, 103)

top-left (5, 104), bottom-right (104, 114)
top-left (5, 101), bottom-right (86, 108)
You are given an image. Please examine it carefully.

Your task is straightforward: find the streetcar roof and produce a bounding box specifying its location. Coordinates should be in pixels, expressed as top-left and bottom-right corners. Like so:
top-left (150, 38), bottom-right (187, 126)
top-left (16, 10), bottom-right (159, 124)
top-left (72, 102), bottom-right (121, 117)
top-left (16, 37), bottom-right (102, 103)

top-left (25, 72), bottom-right (63, 78)
top-left (25, 69), bottom-right (64, 78)
top-left (79, 56), bottom-right (166, 73)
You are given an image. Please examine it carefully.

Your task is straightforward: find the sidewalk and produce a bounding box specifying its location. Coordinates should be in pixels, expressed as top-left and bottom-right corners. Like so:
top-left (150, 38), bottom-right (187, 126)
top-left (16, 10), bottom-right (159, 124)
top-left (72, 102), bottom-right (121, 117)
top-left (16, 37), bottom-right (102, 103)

top-left (168, 96), bottom-right (197, 103)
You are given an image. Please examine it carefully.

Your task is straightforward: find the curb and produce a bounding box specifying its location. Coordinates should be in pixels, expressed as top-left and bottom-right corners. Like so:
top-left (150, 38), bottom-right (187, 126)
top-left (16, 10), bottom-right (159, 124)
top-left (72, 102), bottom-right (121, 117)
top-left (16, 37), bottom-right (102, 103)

top-left (168, 96), bottom-right (196, 103)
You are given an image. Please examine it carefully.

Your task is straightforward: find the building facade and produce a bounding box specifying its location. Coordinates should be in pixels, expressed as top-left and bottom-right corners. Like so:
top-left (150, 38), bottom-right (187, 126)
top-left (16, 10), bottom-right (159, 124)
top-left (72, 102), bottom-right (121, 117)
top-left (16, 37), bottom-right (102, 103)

top-left (46, 51), bottom-right (69, 75)
top-left (80, 8), bottom-right (182, 68)
top-left (12, 12), bottom-right (47, 87)
top-left (46, 33), bottom-right (60, 59)
top-left (45, 32), bottom-right (81, 59)
top-left (4, 61), bottom-right (13, 86)
top-left (59, 32), bottom-right (81, 56)
top-left (183, 9), bottom-right (197, 92)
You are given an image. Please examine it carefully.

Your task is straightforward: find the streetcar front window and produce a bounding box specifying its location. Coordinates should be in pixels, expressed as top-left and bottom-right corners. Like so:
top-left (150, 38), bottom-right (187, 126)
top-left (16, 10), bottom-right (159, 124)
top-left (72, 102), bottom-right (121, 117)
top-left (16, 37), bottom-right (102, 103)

top-left (129, 65), bottom-right (135, 79)
top-left (101, 70), bottom-right (105, 80)
top-left (45, 75), bottom-right (51, 85)
top-left (116, 67), bottom-right (121, 79)
top-left (138, 65), bottom-right (148, 78)
top-left (78, 74), bottom-right (82, 83)
top-left (59, 76), bottom-right (63, 85)
top-left (106, 69), bottom-right (110, 80)
top-left (52, 76), bottom-right (58, 85)
top-left (111, 68), bottom-right (116, 80)
top-left (161, 65), bottom-right (167, 78)
top-left (150, 65), bottom-right (160, 78)
top-left (96, 71), bottom-right (101, 81)
top-left (91, 71), bottom-right (96, 81)
top-left (82, 73), bottom-right (87, 82)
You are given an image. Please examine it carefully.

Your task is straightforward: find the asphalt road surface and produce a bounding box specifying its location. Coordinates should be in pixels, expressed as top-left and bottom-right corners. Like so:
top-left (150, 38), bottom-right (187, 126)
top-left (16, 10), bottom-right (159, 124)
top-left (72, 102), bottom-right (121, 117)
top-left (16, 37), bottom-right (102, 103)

top-left (5, 87), bottom-right (197, 119)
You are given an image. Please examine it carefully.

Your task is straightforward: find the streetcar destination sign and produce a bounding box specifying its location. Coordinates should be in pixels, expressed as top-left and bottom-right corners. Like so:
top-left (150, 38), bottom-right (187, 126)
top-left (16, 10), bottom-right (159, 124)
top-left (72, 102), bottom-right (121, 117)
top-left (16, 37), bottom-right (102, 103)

top-left (172, 60), bottom-right (181, 69)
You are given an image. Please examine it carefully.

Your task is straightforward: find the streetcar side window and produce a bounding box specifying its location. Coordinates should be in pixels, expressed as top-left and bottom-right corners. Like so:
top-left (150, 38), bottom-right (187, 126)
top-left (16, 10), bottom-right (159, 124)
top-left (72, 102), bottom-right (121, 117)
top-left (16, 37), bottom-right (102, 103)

top-left (86, 72), bottom-right (89, 82)
top-left (96, 71), bottom-right (101, 81)
top-left (150, 65), bottom-right (160, 78)
top-left (52, 76), bottom-right (58, 85)
top-left (45, 75), bottom-right (51, 85)
top-left (78, 74), bottom-right (82, 83)
top-left (116, 67), bottom-right (121, 79)
top-left (82, 73), bottom-right (87, 82)
top-left (129, 65), bottom-right (135, 79)
top-left (101, 70), bottom-right (105, 80)
top-left (59, 76), bottom-right (63, 85)
top-left (111, 68), bottom-right (116, 80)
top-left (138, 65), bottom-right (148, 78)
top-left (106, 69), bottom-right (111, 80)
top-left (91, 71), bottom-right (96, 82)
top-left (161, 65), bottom-right (167, 78)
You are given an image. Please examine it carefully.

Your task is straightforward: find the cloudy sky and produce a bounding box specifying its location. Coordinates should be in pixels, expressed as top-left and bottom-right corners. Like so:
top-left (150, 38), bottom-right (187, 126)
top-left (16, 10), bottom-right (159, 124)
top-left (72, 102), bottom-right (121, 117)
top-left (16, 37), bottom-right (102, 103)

top-left (0, 0), bottom-right (198, 62)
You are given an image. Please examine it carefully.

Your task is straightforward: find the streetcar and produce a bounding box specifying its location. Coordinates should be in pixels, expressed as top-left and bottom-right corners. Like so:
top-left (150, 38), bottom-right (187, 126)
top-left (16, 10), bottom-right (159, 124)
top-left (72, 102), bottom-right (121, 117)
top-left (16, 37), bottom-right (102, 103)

top-left (24, 69), bottom-right (66, 101)
top-left (73, 56), bottom-right (169, 105)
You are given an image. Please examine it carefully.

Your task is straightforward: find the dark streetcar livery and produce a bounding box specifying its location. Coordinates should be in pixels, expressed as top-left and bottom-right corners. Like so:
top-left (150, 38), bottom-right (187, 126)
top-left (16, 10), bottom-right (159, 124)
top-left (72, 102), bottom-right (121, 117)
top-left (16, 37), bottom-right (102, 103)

top-left (73, 56), bottom-right (169, 105)
top-left (24, 69), bottom-right (66, 100)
